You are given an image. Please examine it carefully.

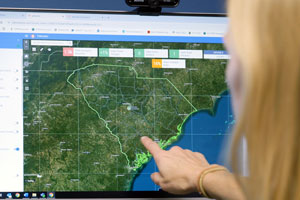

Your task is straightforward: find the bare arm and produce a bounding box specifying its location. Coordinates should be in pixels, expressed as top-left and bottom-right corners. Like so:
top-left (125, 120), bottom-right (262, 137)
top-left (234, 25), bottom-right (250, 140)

top-left (141, 136), bottom-right (245, 200)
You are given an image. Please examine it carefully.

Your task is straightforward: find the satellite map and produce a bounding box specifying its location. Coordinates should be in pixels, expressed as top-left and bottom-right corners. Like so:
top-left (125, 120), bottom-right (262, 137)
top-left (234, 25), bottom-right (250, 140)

top-left (23, 40), bottom-right (228, 191)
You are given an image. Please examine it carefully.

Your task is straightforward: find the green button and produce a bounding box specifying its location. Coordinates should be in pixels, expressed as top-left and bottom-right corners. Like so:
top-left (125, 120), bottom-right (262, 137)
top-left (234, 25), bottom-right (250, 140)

top-left (134, 49), bottom-right (144, 58)
top-left (169, 50), bottom-right (179, 58)
top-left (99, 48), bottom-right (109, 57)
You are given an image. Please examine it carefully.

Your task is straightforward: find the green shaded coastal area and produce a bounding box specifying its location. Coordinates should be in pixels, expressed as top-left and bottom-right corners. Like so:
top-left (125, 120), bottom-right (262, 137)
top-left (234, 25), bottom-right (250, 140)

top-left (23, 41), bottom-right (228, 191)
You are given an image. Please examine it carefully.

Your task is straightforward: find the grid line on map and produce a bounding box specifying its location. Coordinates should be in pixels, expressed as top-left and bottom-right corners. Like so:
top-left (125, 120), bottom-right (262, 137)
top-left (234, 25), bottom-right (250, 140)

top-left (38, 54), bottom-right (41, 191)
top-left (77, 57), bottom-right (81, 191)
top-left (24, 93), bottom-right (225, 97)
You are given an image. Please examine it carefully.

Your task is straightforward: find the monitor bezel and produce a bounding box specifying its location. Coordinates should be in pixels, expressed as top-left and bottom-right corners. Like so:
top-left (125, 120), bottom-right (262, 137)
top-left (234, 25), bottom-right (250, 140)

top-left (0, 7), bottom-right (226, 17)
top-left (0, 7), bottom-right (227, 199)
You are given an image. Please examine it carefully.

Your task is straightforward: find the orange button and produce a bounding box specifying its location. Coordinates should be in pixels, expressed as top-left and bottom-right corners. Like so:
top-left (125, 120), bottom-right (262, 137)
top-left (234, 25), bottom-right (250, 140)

top-left (152, 59), bottom-right (162, 68)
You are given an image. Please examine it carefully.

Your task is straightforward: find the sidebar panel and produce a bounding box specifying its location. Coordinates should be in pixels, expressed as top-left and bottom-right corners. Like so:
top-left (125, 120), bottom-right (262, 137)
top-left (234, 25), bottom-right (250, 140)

top-left (0, 49), bottom-right (24, 191)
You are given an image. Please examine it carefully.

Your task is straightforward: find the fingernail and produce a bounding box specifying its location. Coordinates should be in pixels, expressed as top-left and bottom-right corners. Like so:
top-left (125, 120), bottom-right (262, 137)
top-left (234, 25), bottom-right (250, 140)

top-left (141, 136), bottom-right (148, 141)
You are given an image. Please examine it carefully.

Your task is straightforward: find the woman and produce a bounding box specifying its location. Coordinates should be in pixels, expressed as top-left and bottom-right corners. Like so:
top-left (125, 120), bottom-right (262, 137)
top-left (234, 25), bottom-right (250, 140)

top-left (141, 0), bottom-right (300, 199)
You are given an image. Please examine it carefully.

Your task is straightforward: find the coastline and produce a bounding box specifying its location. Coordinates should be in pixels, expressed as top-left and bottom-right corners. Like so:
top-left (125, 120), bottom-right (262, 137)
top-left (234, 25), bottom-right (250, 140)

top-left (129, 89), bottom-right (229, 191)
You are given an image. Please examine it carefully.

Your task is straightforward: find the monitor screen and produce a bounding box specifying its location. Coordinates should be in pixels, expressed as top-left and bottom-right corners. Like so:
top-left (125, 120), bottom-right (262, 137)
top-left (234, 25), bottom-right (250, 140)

top-left (0, 8), bottom-right (232, 199)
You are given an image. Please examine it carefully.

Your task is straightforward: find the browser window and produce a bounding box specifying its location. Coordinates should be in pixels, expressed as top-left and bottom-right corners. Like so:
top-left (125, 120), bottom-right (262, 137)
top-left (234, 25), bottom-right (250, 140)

top-left (0, 9), bottom-right (232, 199)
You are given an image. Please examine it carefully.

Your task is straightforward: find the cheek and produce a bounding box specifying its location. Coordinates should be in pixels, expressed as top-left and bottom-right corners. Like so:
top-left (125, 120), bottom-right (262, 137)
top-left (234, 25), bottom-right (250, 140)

top-left (226, 53), bottom-right (243, 117)
top-left (224, 32), bottom-right (241, 93)
top-left (224, 30), bottom-right (244, 117)
top-left (226, 56), bottom-right (241, 93)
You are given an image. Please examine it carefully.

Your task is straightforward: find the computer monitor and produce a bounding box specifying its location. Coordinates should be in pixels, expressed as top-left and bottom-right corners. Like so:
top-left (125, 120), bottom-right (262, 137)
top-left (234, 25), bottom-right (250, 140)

top-left (0, 8), bottom-right (232, 199)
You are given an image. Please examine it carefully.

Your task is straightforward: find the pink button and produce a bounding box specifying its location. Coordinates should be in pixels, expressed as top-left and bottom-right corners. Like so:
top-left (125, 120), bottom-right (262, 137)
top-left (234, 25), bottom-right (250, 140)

top-left (63, 48), bottom-right (74, 56)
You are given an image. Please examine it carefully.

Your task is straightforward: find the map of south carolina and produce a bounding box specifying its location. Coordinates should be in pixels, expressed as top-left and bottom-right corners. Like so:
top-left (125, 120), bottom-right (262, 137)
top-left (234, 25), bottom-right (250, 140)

top-left (23, 40), bottom-right (227, 191)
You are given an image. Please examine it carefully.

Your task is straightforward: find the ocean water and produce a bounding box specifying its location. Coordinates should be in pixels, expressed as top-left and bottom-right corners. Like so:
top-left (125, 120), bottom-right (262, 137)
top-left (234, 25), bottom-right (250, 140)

top-left (132, 93), bottom-right (234, 191)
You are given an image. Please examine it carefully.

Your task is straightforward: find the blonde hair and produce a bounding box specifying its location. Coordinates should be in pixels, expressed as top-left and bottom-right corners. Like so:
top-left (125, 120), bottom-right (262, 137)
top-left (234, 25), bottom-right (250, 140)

top-left (228, 0), bottom-right (300, 199)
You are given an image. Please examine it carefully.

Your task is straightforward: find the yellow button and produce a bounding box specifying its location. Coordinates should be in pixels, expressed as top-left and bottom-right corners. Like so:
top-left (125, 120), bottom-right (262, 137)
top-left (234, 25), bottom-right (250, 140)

top-left (152, 59), bottom-right (162, 68)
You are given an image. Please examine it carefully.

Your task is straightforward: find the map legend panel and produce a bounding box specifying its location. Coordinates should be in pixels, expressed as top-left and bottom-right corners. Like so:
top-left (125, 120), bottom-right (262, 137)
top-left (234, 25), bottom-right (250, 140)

top-left (162, 59), bottom-right (186, 69)
top-left (144, 49), bottom-right (168, 58)
top-left (99, 48), bottom-right (133, 58)
top-left (152, 59), bottom-right (186, 69)
top-left (63, 48), bottom-right (98, 57)
top-left (109, 48), bottom-right (133, 58)
top-left (170, 50), bottom-right (203, 59)
top-left (204, 50), bottom-right (230, 60)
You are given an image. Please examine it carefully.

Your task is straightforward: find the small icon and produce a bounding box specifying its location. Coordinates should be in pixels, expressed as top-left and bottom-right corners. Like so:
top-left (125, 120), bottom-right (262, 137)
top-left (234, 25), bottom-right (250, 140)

top-left (40, 48), bottom-right (44, 52)
top-left (6, 193), bottom-right (12, 199)
top-left (15, 193), bottom-right (20, 198)
top-left (15, 147), bottom-right (20, 151)
top-left (24, 61), bottom-right (29, 67)
top-left (23, 40), bottom-right (29, 50)
top-left (25, 79), bottom-right (29, 83)
top-left (31, 34), bottom-right (35, 38)
top-left (24, 54), bottom-right (29, 59)
top-left (147, 30), bottom-right (151, 34)
top-left (32, 193), bottom-right (37, 198)
top-left (23, 193), bottom-right (29, 198)
top-left (32, 28), bottom-right (35, 31)
top-left (122, 30), bottom-right (125, 33)
top-left (48, 192), bottom-right (55, 198)
top-left (0, 193), bottom-right (2, 198)
top-left (47, 48), bottom-right (52, 52)
top-left (25, 86), bottom-right (30, 91)
top-left (40, 193), bottom-right (46, 198)
top-left (32, 47), bottom-right (37, 52)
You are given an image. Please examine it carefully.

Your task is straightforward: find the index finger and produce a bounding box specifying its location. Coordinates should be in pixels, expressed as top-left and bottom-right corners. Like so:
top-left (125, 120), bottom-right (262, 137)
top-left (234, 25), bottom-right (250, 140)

top-left (141, 136), bottom-right (163, 158)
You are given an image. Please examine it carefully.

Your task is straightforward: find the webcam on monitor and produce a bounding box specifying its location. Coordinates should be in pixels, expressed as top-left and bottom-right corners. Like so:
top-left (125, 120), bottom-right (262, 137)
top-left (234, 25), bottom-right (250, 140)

top-left (126, 0), bottom-right (180, 15)
top-left (126, 0), bottom-right (180, 8)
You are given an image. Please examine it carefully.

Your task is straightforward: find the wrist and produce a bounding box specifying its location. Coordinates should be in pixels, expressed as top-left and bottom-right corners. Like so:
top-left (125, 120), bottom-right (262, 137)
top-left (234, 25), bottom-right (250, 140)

top-left (197, 165), bottom-right (228, 198)
top-left (191, 165), bottom-right (217, 193)
top-left (202, 168), bottom-right (245, 200)
top-left (202, 168), bottom-right (230, 198)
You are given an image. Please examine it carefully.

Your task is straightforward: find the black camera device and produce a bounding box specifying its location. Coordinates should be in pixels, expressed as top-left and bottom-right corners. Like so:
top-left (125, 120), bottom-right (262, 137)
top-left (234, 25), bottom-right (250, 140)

top-left (126, 0), bottom-right (180, 15)
top-left (126, 0), bottom-right (180, 8)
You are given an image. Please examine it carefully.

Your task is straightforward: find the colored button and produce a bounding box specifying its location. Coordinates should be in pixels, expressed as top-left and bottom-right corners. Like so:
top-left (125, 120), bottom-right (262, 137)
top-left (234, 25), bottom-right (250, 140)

top-left (152, 59), bottom-right (162, 68)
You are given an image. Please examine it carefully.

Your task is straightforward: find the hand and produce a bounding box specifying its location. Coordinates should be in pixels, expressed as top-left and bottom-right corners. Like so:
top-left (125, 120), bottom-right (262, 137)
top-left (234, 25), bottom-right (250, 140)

top-left (141, 136), bottom-right (213, 195)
